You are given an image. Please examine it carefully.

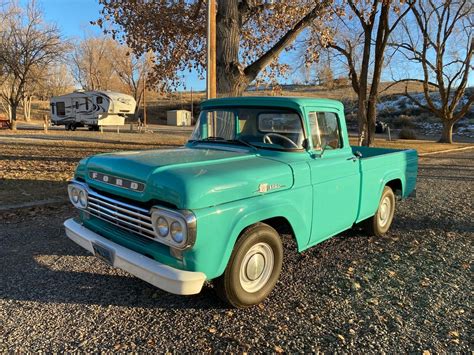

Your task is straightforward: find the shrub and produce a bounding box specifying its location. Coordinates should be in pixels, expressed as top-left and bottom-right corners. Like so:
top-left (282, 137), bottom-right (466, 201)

top-left (398, 127), bottom-right (417, 140)
top-left (393, 115), bottom-right (415, 128)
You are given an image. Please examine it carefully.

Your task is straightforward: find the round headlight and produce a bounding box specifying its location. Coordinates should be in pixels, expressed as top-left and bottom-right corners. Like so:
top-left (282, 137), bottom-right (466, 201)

top-left (78, 190), bottom-right (87, 208)
top-left (156, 217), bottom-right (169, 237)
top-left (71, 188), bottom-right (80, 204)
top-left (170, 221), bottom-right (184, 243)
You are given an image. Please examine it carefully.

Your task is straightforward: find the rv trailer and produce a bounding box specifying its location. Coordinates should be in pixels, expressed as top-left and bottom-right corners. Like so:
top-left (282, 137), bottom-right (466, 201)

top-left (50, 91), bottom-right (136, 131)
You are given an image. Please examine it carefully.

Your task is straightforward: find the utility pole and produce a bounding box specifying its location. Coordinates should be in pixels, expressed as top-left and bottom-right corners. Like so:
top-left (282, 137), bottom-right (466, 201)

top-left (207, 0), bottom-right (216, 99)
top-left (143, 64), bottom-right (147, 127)
top-left (190, 87), bottom-right (194, 123)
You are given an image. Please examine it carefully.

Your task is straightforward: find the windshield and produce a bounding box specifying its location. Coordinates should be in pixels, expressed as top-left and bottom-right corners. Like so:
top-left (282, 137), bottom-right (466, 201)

top-left (189, 107), bottom-right (305, 150)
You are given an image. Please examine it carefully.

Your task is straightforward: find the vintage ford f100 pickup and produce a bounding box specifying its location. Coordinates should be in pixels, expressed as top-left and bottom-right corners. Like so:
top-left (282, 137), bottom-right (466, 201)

top-left (64, 97), bottom-right (417, 307)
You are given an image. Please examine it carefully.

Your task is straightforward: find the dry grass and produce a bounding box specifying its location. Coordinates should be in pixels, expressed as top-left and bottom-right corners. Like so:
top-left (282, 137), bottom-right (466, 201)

top-left (0, 130), bottom-right (187, 206)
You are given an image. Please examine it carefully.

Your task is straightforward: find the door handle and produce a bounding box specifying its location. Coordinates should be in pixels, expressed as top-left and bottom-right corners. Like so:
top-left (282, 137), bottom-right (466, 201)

top-left (347, 156), bottom-right (358, 162)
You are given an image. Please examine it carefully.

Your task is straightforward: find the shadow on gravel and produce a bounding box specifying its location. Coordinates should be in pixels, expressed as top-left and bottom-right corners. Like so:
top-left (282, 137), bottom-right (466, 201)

top-left (417, 174), bottom-right (474, 182)
top-left (0, 179), bottom-right (68, 207)
top-left (0, 212), bottom-right (227, 310)
top-left (395, 213), bottom-right (473, 233)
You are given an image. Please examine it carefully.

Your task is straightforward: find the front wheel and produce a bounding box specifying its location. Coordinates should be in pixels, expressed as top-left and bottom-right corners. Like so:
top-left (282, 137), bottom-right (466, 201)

top-left (214, 223), bottom-right (283, 308)
top-left (364, 186), bottom-right (396, 237)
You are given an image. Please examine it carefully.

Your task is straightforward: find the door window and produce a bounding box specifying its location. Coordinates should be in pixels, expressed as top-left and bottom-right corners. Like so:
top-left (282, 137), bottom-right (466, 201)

top-left (309, 111), bottom-right (341, 150)
top-left (56, 102), bottom-right (66, 116)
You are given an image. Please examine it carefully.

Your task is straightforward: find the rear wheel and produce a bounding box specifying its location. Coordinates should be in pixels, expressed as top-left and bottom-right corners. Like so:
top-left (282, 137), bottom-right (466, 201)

top-left (364, 186), bottom-right (395, 236)
top-left (214, 223), bottom-right (283, 308)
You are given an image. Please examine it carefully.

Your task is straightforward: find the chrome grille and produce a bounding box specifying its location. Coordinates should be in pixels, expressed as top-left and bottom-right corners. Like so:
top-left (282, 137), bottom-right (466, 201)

top-left (86, 189), bottom-right (156, 239)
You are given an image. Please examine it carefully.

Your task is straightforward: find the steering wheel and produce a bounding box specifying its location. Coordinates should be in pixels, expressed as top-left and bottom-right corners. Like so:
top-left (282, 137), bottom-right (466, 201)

top-left (263, 133), bottom-right (298, 148)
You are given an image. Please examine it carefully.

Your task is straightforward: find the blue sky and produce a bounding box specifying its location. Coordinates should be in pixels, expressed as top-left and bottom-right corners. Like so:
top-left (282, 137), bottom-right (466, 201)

top-left (35, 0), bottom-right (207, 90)
top-left (31, 0), bottom-right (473, 91)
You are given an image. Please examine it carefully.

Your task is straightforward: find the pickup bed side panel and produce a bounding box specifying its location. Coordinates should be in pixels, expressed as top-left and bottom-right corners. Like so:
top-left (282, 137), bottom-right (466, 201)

top-left (354, 148), bottom-right (418, 222)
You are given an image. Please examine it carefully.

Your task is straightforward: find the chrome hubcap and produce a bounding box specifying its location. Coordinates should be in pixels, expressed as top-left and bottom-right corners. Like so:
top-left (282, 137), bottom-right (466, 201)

top-left (239, 243), bottom-right (274, 293)
top-left (378, 196), bottom-right (391, 227)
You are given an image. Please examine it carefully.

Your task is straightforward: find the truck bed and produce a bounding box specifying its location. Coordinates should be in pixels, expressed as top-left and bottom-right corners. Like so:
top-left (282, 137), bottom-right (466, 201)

top-left (351, 145), bottom-right (418, 223)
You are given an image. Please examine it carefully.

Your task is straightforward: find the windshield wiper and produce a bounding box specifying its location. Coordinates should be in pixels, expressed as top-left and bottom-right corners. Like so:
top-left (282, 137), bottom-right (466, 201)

top-left (228, 139), bottom-right (258, 151)
top-left (202, 136), bottom-right (226, 141)
top-left (189, 136), bottom-right (226, 145)
top-left (189, 137), bottom-right (257, 151)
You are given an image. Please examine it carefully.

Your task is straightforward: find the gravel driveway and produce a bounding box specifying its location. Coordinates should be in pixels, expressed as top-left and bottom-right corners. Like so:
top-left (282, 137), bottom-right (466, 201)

top-left (0, 149), bottom-right (472, 352)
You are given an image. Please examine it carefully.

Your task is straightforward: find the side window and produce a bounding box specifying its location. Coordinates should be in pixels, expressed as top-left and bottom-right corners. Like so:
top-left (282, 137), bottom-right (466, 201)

top-left (96, 96), bottom-right (103, 105)
top-left (84, 98), bottom-right (89, 110)
top-left (309, 111), bottom-right (341, 150)
top-left (75, 101), bottom-right (79, 109)
top-left (50, 103), bottom-right (55, 115)
top-left (309, 112), bottom-right (321, 149)
top-left (56, 102), bottom-right (66, 116)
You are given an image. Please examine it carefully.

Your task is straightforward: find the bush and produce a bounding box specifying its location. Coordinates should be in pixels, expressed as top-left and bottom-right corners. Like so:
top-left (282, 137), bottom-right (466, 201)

top-left (393, 115), bottom-right (415, 128)
top-left (398, 127), bottom-right (417, 140)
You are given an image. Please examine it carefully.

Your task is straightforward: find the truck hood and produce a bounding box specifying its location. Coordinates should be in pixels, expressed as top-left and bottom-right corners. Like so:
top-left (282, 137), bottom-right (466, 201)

top-left (82, 147), bottom-right (293, 209)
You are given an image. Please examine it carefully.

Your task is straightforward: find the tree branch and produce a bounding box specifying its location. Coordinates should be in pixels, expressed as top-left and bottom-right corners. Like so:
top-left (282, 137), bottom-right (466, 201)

top-left (244, 0), bottom-right (331, 81)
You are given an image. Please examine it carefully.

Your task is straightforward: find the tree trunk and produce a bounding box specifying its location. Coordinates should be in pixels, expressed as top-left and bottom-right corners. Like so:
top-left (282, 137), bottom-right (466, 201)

top-left (23, 96), bottom-right (32, 122)
top-left (216, 0), bottom-right (247, 96)
top-left (365, 96), bottom-right (378, 146)
top-left (438, 120), bottom-right (454, 143)
top-left (10, 105), bottom-right (17, 131)
top-left (357, 98), bottom-right (368, 146)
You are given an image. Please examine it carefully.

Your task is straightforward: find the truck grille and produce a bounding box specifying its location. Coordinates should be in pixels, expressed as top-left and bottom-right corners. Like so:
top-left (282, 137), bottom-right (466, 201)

top-left (86, 189), bottom-right (156, 239)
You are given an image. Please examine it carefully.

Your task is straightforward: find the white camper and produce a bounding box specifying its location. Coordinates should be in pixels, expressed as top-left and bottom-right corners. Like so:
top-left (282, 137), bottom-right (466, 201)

top-left (50, 91), bottom-right (136, 130)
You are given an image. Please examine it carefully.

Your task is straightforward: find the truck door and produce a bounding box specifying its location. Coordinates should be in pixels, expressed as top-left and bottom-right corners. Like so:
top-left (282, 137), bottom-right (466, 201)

top-left (307, 109), bottom-right (360, 245)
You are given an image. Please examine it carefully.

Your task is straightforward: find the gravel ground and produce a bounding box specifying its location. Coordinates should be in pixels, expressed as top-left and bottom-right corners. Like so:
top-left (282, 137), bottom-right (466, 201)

top-left (0, 148), bottom-right (473, 352)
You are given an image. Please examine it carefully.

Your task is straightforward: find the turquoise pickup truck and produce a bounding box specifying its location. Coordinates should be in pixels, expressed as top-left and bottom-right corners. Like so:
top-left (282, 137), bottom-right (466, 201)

top-left (64, 97), bottom-right (417, 308)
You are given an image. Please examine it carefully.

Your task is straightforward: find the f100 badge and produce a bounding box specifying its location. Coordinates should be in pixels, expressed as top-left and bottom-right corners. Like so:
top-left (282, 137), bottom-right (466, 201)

top-left (257, 183), bottom-right (285, 193)
top-left (89, 171), bottom-right (145, 192)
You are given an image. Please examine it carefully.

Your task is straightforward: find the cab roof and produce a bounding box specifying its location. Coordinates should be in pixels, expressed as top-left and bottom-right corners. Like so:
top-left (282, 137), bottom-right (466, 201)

top-left (201, 96), bottom-right (344, 111)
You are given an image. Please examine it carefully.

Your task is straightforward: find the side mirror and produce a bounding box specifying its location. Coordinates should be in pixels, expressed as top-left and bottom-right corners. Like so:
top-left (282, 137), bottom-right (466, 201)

top-left (302, 138), bottom-right (309, 150)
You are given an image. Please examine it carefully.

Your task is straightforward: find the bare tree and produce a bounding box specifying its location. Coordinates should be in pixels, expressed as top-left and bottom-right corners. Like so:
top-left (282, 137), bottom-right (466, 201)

top-left (312, 1), bottom-right (413, 146)
top-left (390, 0), bottom-right (473, 143)
top-left (111, 48), bottom-right (152, 117)
top-left (40, 63), bottom-right (75, 99)
top-left (70, 35), bottom-right (119, 91)
top-left (0, 1), bottom-right (64, 129)
top-left (96, 0), bottom-right (333, 96)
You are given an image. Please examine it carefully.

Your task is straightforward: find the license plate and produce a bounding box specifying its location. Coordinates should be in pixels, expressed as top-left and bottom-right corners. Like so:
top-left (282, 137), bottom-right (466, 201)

top-left (92, 243), bottom-right (114, 266)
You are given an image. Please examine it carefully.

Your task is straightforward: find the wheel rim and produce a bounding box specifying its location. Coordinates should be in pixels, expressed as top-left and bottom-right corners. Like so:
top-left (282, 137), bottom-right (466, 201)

top-left (378, 196), bottom-right (392, 227)
top-left (239, 242), bottom-right (274, 293)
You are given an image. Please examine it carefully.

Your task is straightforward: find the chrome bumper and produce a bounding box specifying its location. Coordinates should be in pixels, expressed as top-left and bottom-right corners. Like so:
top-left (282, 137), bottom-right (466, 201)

top-left (64, 218), bottom-right (206, 295)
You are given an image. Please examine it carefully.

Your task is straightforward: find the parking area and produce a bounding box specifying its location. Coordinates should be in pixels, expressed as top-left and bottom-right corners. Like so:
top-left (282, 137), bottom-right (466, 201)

top-left (0, 136), bottom-right (472, 352)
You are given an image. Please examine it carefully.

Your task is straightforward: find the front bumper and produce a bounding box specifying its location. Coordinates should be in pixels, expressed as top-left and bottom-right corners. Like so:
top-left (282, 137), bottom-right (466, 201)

top-left (64, 218), bottom-right (206, 295)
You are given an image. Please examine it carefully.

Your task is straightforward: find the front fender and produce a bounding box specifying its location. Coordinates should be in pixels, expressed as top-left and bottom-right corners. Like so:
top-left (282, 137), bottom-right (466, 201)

top-left (189, 186), bottom-right (312, 279)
